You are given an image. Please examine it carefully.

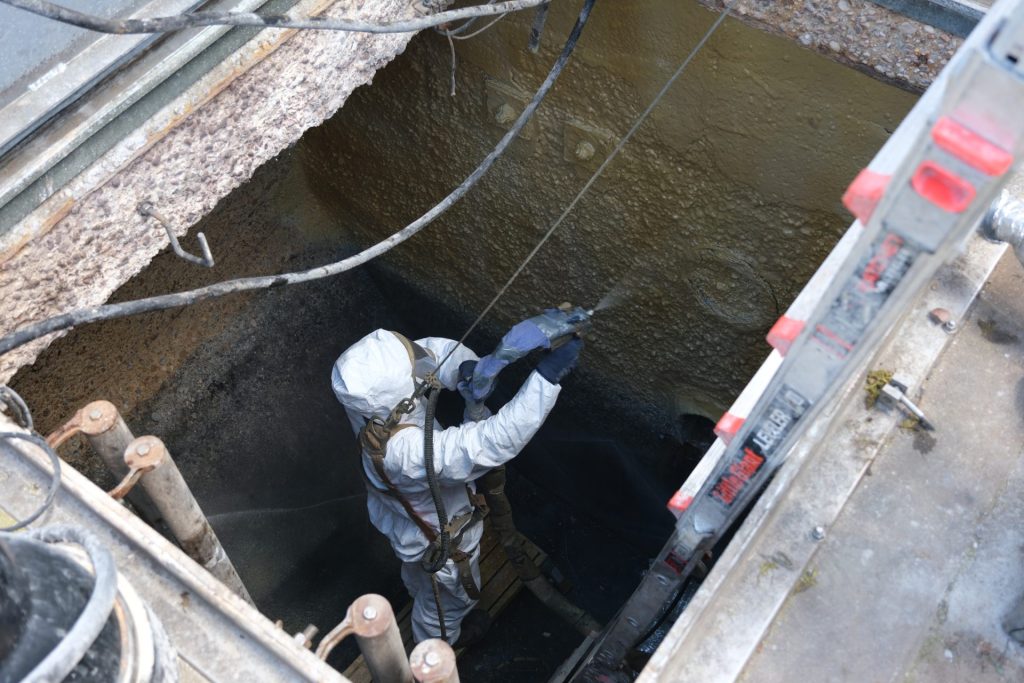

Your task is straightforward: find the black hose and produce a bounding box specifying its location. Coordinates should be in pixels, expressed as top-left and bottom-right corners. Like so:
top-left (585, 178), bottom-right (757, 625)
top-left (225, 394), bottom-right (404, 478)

top-left (0, 0), bottom-right (596, 359)
top-left (421, 387), bottom-right (450, 574)
top-left (528, 2), bottom-right (550, 52)
top-left (0, 386), bottom-right (33, 430)
top-left (21, 526), bottom-right (118, 683)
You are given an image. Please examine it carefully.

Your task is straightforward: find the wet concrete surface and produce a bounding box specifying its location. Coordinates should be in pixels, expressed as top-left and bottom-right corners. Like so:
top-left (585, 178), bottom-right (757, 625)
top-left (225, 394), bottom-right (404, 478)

top-left (9, 150), bottom-right (328, 486)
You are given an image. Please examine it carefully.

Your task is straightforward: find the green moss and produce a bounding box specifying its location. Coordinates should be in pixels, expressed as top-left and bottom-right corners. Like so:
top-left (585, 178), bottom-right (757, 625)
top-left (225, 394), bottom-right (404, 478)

top-left (864, 369), bottom-right (894, 409)
top-left (793, 567), bottom-right (818, 594)
top-left (900, 416), bottom-right (921, 432)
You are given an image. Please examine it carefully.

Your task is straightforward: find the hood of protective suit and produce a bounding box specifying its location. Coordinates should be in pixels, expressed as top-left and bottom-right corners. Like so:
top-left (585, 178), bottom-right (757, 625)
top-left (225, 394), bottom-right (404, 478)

top-left (332, 329), bottom-right (422, 428)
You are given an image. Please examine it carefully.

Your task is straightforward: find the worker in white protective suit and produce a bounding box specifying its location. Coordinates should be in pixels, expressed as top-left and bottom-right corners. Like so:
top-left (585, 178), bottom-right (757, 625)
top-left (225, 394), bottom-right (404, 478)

top-left (331, 326), bottom-right (583, 645)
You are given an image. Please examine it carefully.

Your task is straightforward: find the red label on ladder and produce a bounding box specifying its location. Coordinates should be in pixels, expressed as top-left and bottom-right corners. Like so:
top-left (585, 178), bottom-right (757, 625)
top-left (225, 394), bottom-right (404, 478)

top-left (766, 316), bottom-right (805, 356)
top-left (911, 161), bottom-right (976, 212)
top-left (714, 412), bottom-right (745, 444)
top-left (667, 490), bottom-right (693, 514)
top-left (932, 116), bottom-right (1014, 176)
top-left (842, 168), bottom-right (891, 223)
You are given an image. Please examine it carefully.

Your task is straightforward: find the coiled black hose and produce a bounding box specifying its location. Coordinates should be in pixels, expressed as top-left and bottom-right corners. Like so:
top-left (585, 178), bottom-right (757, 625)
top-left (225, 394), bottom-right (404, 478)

top-left (22, 526), bottom-right (118, 683)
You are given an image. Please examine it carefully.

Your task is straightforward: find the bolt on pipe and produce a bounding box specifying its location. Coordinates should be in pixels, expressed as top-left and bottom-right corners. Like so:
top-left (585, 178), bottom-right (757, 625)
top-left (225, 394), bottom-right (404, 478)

top-left (410, 638), bottom-right (460, 683)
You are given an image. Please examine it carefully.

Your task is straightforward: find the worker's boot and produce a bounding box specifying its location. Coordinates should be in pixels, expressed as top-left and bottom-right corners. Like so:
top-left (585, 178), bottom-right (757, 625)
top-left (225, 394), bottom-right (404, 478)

top-left (454, 609), bottom-right (491, 649)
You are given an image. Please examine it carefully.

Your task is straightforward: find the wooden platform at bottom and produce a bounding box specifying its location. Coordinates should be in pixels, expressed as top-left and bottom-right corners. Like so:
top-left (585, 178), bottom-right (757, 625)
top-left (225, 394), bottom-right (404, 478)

top-left (344, 523), bottom-right (544, 682)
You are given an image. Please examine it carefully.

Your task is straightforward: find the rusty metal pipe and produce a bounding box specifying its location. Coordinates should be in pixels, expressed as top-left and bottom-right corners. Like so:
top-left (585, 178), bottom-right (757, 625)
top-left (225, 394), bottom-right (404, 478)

top-left (59, 400), bottom-right (252, 605)
top-left (410, 638), bottom-right (460, 683)
top-left (61, 400), bottom-right (164, 526)
top-left (352, 594), bottom-right (413, 683)
top-left (125, 436), bottom-right (253, 605)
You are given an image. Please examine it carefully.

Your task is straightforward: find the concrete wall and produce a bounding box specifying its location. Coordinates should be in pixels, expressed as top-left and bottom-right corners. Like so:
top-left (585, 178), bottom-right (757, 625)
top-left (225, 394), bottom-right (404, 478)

top-left (297, 0), bottom-right (917, 423)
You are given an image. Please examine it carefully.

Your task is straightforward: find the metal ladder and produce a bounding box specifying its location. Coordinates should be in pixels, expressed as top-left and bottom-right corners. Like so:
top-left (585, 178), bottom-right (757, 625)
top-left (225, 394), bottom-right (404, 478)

top-left (568, 1), bottom-right (1024, 679)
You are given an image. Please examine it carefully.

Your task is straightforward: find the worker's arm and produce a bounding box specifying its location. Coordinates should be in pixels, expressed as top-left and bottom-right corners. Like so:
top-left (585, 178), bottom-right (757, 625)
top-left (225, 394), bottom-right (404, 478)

top-left (415, 336), bottom-right (479, 391)
top-left (388, 340), bottom-right (582, 486)
top-left (389, 371), bottom-right (561, 486)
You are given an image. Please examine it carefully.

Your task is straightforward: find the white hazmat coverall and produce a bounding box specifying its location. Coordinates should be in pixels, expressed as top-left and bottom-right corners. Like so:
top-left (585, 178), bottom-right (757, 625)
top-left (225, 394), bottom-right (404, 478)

top-left (331, 329), bottom-right (561, 643)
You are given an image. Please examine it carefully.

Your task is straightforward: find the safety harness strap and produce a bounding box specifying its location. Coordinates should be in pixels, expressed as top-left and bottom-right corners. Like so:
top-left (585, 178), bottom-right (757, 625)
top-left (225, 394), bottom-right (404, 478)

top-left (360, 423), bottom-right (439, 541)
top-left (388, 330), bottom-right (438, 384)
top-left (358, 421), bottom-right (484, 599)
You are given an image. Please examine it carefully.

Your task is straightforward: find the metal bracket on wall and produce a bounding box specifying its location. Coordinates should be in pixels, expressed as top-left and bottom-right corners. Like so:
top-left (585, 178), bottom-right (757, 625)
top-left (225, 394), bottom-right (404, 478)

top-left (562, 118), bottom-right (617, 170)
top-left (138, 201), bottom-right (215, 268)
top-left (485, 79), bottom-right (540, 141)
top-left (867, 0), bottom-right (984, 38)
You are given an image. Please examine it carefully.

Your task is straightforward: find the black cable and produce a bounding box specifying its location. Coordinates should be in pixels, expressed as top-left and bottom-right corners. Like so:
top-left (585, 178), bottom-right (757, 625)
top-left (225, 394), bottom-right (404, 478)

top-left (22, 526), bottom-right (118, 683)
top-left (0, 0), bottom-right (550, 35)
top-left (0, 0), bottom-right (595, 359)
top-left (0, 432), bottom-right (62, 532)
top-left (421, 387), bottom-right (450, 574)
top-left (0, 385), bottom-right (33, 431)
top-left (528, 2), bottom-right (550, 52)
top-left (430, 573), bottom-right (448, 642)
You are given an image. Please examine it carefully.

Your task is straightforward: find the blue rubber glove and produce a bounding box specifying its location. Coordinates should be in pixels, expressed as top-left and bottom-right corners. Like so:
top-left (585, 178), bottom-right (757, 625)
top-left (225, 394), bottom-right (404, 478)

top-left (504, 319), bottom-right (552, 352)
top-left (471, 320), bottom-right (551, 400)
top-left (535, 337), bottom-right (583, 385)
top-left (457, 360), bottom-right (491, 422)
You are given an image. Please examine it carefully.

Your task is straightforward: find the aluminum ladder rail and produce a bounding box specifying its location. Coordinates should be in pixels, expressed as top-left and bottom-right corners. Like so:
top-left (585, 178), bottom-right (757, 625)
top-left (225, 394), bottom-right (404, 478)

top-left (568, 0), bottom-right (1024, 679)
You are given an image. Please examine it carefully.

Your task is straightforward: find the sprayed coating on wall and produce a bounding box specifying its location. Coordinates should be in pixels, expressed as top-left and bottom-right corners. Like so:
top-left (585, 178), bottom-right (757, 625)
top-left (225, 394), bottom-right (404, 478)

top-left (298, 1), bottom-right (916, 423)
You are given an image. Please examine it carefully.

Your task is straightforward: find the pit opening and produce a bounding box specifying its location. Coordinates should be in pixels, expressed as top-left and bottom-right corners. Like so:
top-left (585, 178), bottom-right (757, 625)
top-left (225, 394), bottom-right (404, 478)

top-left (10, 3), bottom-right (915, 679)
top-left (14, 164), bottom-right (694, 676)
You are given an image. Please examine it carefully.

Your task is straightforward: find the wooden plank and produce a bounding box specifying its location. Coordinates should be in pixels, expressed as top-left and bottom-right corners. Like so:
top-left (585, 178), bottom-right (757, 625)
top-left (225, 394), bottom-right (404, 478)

top-left (343, 523), bottom-right (549, 682)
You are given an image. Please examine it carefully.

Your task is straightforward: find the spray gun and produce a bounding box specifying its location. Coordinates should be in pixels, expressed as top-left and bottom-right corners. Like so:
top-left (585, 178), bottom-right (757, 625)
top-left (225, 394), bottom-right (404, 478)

top-left (459, 304), bottom-right (593, 418)
top-left (525, 303), bottom-right (593, 348)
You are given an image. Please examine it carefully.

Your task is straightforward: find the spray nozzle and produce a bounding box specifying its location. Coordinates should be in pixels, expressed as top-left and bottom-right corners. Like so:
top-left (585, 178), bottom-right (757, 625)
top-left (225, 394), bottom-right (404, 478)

top-left (532, 303), bottom-right (592, 347)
